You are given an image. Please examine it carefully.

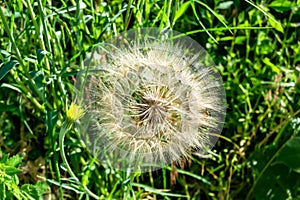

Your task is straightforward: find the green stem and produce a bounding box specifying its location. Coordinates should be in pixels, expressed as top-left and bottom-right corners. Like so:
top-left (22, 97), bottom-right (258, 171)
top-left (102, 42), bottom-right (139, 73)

top-left (25, 0), bottom-right (51, 72)
top-left (59, 121), bottom-right (100, 199)
top-left (124, 0), bottom-right (133, 31)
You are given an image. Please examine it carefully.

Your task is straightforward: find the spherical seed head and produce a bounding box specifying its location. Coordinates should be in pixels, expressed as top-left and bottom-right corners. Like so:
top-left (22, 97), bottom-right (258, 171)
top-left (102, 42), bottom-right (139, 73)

top-left (75, 28), bottom-right (226, 172)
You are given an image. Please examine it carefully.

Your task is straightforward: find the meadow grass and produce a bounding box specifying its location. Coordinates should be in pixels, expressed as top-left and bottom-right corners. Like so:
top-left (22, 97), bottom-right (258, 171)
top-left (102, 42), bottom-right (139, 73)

top-left (0, 0), bottom-right (300, 199)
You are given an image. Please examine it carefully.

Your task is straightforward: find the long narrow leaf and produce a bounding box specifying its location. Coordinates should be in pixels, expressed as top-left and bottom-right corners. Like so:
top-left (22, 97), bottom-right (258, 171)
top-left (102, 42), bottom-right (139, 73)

top-left (245, 0), bottom-right (284, 33)
top-left (0, 60), bottom-right (18, 81)
top-left (194, 0), bottom-right (233, 34)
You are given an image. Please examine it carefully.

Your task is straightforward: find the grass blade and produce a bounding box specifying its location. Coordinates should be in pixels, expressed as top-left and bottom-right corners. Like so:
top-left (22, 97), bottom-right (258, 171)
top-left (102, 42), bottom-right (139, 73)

top-left (0, 60), bottom-right (18, 81)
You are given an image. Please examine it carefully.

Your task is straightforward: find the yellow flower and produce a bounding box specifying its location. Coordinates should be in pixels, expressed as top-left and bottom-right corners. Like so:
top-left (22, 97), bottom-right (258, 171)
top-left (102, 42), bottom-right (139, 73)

top-left (67, 102), bottom-right (85, 122)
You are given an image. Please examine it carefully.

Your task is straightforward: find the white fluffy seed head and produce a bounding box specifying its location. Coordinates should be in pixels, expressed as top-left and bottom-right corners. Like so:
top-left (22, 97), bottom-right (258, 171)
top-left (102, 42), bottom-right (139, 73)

top-left (76, 28), bottom-right (226, 172)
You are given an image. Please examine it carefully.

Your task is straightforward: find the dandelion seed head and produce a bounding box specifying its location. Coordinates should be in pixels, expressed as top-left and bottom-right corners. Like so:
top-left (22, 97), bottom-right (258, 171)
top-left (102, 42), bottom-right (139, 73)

top-left (76, 28), bottom-right (226, 172)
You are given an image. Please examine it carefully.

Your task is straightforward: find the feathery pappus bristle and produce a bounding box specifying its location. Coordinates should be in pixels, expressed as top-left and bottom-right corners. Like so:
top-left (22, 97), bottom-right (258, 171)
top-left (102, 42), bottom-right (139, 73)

top-left (75, 28), bottom-right (226, 172)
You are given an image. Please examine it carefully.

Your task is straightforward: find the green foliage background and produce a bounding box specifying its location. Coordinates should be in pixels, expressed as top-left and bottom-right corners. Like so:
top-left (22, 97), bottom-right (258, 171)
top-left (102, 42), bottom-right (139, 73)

top-left (0, 0), bottom-right (300, 199)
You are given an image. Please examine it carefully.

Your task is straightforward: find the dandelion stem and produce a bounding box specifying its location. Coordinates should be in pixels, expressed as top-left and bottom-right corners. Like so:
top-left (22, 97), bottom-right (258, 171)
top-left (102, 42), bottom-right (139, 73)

top-left (59, 120), bottom-right (100, 199)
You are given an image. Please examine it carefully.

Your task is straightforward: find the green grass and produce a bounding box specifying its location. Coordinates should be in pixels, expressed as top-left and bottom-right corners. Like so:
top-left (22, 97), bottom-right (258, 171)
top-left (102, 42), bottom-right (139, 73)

top-left (1, 0), bottom-right (300, 199)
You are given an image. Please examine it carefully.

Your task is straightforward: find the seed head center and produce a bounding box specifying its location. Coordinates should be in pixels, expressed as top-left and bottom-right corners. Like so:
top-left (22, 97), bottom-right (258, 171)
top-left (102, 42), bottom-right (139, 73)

top-left (144, 99), bottom-right (167, 124)
top-left (130, 86), bottom-right (179, 128)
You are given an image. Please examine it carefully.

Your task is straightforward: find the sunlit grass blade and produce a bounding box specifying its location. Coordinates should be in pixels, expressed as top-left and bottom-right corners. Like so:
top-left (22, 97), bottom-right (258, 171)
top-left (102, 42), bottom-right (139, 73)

top-left (245, 0), bottom-right (284, 33)
top-left (194, 0), bottom-right (233, 34)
